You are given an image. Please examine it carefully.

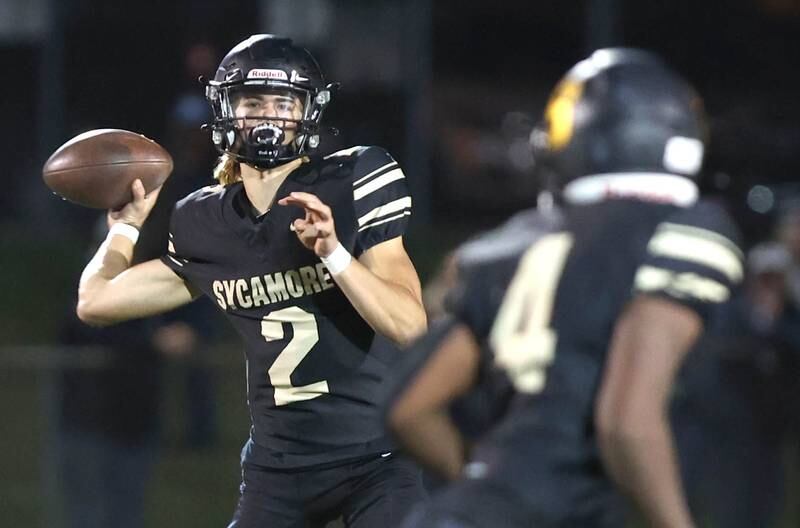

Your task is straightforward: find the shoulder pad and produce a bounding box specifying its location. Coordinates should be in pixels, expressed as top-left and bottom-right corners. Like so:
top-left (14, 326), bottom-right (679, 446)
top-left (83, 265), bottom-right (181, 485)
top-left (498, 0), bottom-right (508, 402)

top-left (324, 145), bottom-right (369, 159)
top-left (455, 207), bottom-right (564, 271)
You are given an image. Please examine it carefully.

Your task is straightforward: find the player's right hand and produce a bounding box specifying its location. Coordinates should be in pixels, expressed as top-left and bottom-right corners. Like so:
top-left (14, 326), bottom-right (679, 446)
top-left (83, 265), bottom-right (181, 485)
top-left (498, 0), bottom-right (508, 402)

top-left (107, 179), bottom-right (162, 229)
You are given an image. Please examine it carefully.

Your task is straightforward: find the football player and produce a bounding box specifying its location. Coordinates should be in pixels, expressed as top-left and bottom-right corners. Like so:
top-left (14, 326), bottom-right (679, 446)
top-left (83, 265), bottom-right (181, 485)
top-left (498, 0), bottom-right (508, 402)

top-left (386, 48), bottom-right (743, 528)
top-left (77, 34), bottom-right (427, 527)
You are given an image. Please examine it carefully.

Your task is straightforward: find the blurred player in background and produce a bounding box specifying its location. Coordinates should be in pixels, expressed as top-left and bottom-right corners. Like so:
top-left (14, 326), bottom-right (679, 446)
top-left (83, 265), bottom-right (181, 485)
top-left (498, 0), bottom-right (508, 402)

top-left (76, 34), bottom-right (427, 527)
top-left (673, 241), bottom-right (800, 527)
top-left (387, 48), bottom-right (743, 528)
top-left (144, 41), bottom-right (226, 450)
top-left (56, 219), bottom-right (162, 528)
top-left (57, 214), bottom-right (218, 528)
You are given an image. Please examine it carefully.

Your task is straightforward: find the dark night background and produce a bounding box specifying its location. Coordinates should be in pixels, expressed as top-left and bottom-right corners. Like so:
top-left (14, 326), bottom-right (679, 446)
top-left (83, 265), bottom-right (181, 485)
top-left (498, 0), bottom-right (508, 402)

top-left (1, 0), bottom-right (799, 526)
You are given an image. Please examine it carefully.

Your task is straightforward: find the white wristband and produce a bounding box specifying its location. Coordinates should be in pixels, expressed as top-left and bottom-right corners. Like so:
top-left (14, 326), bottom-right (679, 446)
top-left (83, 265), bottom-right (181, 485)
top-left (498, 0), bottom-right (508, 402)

top-left (321, 243), bottom-right (352, 276)
top-left (108, 223), bottom-right (140, 244)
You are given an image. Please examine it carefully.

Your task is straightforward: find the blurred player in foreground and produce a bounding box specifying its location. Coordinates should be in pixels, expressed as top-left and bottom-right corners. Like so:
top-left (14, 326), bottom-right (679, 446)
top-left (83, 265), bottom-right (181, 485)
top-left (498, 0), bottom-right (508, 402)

top-left (76, 34), bottom-right (427, 527)
top-left (387, 48), bottom-right (743, 528)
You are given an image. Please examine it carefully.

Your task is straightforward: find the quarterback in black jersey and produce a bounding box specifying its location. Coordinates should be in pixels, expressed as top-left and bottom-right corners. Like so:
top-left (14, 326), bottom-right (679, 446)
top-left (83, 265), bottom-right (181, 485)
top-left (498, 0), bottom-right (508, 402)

top-left (387, 49), bottom-right (743, 528)
top-left (77, 35), bottom-right (427, 527)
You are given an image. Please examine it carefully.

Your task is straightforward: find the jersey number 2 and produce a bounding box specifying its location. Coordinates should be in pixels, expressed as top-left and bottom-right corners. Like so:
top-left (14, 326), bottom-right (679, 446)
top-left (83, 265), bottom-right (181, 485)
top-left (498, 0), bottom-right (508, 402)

top-left (261, 306), bottom-right (330, 406)
top-left (489, 233), bottom-right (573, 394)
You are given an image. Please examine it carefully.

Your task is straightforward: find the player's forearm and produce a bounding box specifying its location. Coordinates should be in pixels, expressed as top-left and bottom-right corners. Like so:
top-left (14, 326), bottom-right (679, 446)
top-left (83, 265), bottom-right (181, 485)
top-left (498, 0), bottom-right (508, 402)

top-left (390, 409), bottom-right (466, 481)
top-left (334, 260), bottom-right (427, 346)
top-left (77, 234), bottom-right (135, 325)
top-left (598, 415), bottom-right (694, 528)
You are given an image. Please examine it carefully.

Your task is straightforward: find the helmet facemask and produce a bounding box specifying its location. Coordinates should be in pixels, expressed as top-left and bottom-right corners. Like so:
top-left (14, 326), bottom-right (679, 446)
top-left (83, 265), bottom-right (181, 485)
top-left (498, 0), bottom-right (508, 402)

top-left (206, 80), bottom-right (334, 169)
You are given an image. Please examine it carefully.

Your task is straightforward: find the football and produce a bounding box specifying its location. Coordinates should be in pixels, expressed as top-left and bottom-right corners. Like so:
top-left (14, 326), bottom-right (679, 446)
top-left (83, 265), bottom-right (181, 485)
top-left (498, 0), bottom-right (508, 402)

top-left (42, 128), bottom-right (173, 209)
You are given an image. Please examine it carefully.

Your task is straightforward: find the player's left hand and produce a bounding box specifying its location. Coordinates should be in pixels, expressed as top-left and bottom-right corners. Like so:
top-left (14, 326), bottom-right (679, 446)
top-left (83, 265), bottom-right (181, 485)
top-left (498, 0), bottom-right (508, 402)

top-left (278, 191), bottom-right (340, 257)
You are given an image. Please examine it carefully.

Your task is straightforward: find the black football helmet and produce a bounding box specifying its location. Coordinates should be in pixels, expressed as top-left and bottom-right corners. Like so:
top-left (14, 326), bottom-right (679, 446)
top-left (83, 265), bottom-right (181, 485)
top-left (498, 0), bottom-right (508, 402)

top-left (204, 34), bottom-right (337, 168)
top-left (532, 48), bottom-right (708, 191)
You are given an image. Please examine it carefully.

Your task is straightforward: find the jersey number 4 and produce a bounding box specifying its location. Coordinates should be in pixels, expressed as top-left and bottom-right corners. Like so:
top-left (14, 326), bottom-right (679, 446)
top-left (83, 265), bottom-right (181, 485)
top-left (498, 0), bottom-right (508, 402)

top-left (261, 306), bottom-right (330, 406)
top-left (489, 233), bottom-right (573, 394)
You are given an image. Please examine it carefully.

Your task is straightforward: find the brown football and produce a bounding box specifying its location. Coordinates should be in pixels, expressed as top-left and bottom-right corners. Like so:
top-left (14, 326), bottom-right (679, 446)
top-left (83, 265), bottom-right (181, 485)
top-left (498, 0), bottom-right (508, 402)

top-left (42, 128), bottom-right (173, 209)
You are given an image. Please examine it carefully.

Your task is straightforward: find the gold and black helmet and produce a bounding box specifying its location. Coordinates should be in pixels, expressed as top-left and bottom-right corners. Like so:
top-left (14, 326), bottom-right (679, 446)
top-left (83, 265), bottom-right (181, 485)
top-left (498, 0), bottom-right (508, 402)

top-left (533, 48), bottom-right (708, 191)
top-left (204, 34), bottom-right (337, 168)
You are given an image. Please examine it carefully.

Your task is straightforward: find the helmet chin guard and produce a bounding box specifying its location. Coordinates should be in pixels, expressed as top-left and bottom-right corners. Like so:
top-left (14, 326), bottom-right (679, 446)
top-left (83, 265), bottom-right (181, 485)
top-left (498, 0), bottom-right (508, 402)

top-left (244, 123), bottom-right (286, 168)
top-left (251, 123), bottom-right (285, 147)
top-left (203, 34), bottom-right (338, 169)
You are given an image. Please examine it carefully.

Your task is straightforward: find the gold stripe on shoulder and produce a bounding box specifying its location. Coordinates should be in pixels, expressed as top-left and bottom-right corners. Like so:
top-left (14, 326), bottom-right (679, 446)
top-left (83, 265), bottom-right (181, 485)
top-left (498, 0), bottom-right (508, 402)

top-left (647, 223), bottom-right (743, 282)
top-left (657, 223), bottom-right (742, 257)
top-left (324, 146), bottom-right (364, 159)
top-left (200, 184), bottom-right (225, 194)
top-left (634, 265), bottom-right (731, 303)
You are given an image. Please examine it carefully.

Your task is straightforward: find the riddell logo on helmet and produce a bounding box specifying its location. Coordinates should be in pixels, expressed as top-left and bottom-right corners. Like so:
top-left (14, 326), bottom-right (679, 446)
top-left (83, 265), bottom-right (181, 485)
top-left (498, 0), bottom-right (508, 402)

top-left (247, 69), bottom-right (289, 80)
top-left (603, 187), bottom-right (678, 204)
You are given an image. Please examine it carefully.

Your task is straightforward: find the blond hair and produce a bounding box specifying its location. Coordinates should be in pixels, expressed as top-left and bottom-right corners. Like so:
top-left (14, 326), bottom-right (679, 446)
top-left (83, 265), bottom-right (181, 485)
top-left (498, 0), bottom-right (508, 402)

top-left (213, 154), bottom-right (242, 186)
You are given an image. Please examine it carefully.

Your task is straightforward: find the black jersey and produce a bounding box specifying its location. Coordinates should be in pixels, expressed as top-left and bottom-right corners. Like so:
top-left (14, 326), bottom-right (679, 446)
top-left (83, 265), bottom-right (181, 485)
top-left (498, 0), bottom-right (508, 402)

top-left (161, 146), bottom-right (412, 469)
top-left (451, 197), bottom-right (743, 524)
top-left (441, 208), bottom-right (564, 437)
